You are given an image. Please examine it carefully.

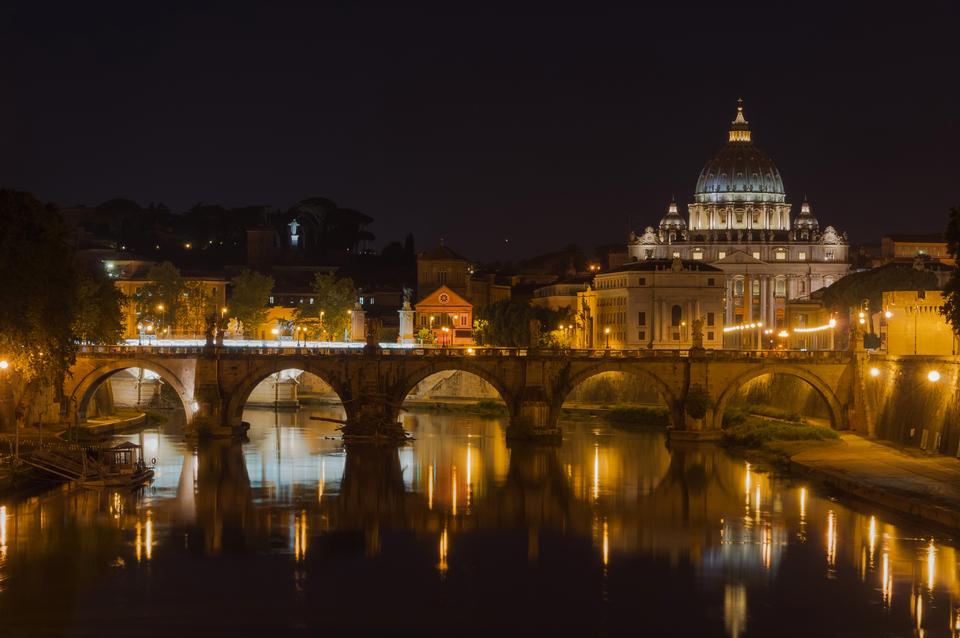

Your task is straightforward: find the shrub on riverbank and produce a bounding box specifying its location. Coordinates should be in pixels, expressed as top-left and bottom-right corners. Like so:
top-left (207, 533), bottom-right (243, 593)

top-left (723, 417), bottom-right (838, 449)
top-left (723, 405), bottom-right (803, 427)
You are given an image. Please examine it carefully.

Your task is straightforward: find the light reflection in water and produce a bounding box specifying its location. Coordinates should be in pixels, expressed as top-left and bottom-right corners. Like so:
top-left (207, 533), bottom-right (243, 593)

top-left (0, 409), bottom-right (957, 636)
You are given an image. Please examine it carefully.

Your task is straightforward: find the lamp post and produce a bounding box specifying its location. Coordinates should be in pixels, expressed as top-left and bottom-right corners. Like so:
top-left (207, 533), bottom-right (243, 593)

top-left (441, 326), bottom-right (450, 347)
top-left (604, 326), bottom-right (610, 349)
top-left (156, 304), bottom-right (165, 339)
top-left (137, 323), bottom-right (143, 346)
top-left (271, 327), bottom-right (280, 347)
top-left (319, 310), bottom-right (325, 341)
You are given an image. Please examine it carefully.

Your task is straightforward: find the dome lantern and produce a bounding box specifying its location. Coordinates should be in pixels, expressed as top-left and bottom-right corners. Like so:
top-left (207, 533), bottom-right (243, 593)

top-left (728, 99), bottom-right (751, 143)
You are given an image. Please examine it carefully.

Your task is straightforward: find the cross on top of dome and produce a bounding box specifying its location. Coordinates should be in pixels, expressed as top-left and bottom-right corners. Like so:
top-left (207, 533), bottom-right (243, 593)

top-left (729, 99), bottom-right (751, 143)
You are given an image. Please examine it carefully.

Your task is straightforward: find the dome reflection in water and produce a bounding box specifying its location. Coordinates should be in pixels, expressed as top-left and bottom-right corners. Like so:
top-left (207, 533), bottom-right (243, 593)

top-left (0, 410), bottom-right (957, 637)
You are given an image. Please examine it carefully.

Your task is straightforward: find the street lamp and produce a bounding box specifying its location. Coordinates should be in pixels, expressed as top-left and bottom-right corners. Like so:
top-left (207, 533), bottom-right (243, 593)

top-left (441, 326), bottom-right (450, 347)
top-left (137, 323), bottom-right (143, 346)
top-left (928, 370), bottom-right (941, 383)
top-left (271, 327), bottom-right (279, 346)
top-left (0, 360), bottom-right (8, 370)
top-left (604, 326), bottom-right (610, 349)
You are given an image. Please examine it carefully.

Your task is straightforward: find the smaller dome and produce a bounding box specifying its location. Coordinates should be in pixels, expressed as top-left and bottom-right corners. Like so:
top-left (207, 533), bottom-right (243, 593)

top-left (793, 199), bottom-right (819, 231)
top-left (659, 201), bottom-right (686, 231)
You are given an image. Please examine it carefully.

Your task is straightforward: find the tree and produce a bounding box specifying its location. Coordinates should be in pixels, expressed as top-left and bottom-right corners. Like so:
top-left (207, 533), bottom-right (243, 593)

top-left (475, 300), bottom-right (571, 347)
top-left (136, 262), bottom-right (185, 333)
top-left (73, 272), bottom-right (126, 344)
top-left (943, 206), bottom-right (960, 336)
top-left (229, 269), bottom-right (274, 338)
top-left (295, 273), bottom-right (357, 341)
top-left (0, 190), bottom-right (124, 430)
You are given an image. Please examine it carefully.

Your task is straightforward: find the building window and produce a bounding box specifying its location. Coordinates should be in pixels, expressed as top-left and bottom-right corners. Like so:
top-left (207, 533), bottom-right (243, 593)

top-left (671, 305), bottom-right (682, 327)
top-left (707, 312), bottom-right (715, 327)
top-left (359, 296), bottom-right (365, 305)
top-left (799, 280), bottom-right (806, 294)
top-left (775, 278), bottom-right (786, 297)
top-left (775, 249), bottom-right (786, 260)
top-left (798, 251), bottom-right (807, 260)
top-left (638, 311), bottom-right (646, 326)
top-left (752, 251), bottom-right (761, 260)
top-left (752, 280), bottom-right (760, 295)
top-left (718, 251), bottom-right (727, 260)
top-left (707, 278), bottom-right (715, 286)
top-left (734, 279), bottom-right (744, 296)
top-left (693, 249), bottom-right (704, 260)
top-left (370, 297), bottom-right (375, 305)
top-left (268, 296), bottom-right (275, 305)
top-left (639, 331), bottom-right (646, 341)
top-left (707, 331), bottom-right (714, 341)
top-left (438, 270), bottom-right (448, 285)
top-left (824, 252), bottom-right (834, 261)
top-left (644, 249), bottom-right (653, 259)
top-left (638, 277), bottom-right (646, 286)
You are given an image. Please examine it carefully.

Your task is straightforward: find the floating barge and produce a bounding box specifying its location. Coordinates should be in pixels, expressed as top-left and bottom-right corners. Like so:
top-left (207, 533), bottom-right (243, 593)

top-left (22, 441), bottom-right (155, 488)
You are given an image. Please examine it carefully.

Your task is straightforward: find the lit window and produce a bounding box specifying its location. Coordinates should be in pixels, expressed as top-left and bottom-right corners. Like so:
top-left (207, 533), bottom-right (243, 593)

top-left (775, 249), bottom-right (786, 260)
top-left (798, 251), bottom-right (807, 261)
top-left (268, 296), bottom-right (275, 305)
top-left (775, 279), bottom-right (786, 297)
top-left (718, 251), bottom-right (727, 259)
top-left (752, 251), bottom-right (761, 260)
top-left (734, 280), bottom-right (744, 296)
top-left (693, 249), bottom-right (704, 260)
top-left (752, 280), bottom-right (760, 295)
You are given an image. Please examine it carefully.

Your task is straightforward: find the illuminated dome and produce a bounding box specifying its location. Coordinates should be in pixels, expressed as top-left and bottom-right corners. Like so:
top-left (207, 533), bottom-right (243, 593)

top-left (693, 101), bottom-right (786, 205)
top-left (658, 200), bottom-right (686, 231)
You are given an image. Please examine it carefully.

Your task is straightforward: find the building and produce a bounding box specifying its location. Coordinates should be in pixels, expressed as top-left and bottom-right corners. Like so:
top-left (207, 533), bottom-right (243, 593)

top-left (576, 258), bottom-right (725, 350)
top-left (626, 102), bottom-right (851, 331)
top-left (883, 290), bottom-right (958, 356)
top-left (417, 245), bottom-right (471, 300)
top-left (104, 258), bottom-right (227, 340)
top-left (531, 275), bottom-right (592, 311)
top-left (881, 234), bottom-right (953, 266)
top-left (414, 285), bottom-right (474, 345)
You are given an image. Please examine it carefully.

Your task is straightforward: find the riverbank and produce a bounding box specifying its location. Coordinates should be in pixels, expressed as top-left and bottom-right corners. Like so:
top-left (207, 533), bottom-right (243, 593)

top-left (761, 434), bottom-right (960, 532)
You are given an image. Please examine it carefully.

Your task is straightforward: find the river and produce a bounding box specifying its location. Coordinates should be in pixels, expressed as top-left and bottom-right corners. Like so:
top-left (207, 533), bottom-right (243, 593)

top-left (0, 408), bottom-right (955, 637)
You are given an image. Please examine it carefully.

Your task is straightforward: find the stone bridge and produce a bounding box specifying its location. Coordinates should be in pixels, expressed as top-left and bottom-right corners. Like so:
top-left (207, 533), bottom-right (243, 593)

top-left (63, 345), bottom-right (866, 440)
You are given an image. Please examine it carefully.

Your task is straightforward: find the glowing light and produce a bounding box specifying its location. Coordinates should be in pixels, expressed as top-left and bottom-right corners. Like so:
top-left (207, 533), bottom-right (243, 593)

top-left (294, 510), bottom-right (308, 561)
top-left (777, 330), bottom-right (790, 338)
top-left (794, 321), bottom-right (837, 333)
top-left (927, 539), bottom-right (936, 591)
top-left (881, 551), bottom-right (892, 607)
top-left (451, 467), bottom-right (458, 516)
top-left (318, 460), bottom-right (325, 502)
top-left (602, 519), bottom-right (609, 566)
top-left (0, 505), bottom-right (6, 548)
top-left (799, 487), bottom-right (806, 521)
top-left (826, 510), bottom-right (837, 566)
top-left (0, 360), bottom-right (7, 370)
top-left (870, 367), bottom-right (880, 377)
top-left (438, 527), bottom-right (449, 574)
top-left (868, 516), bottom-right (877, 559)
top-left (593, 444), bottom-right (600, 501)
top-left (885, 310), bottom-right (893, 319)
top-left (427, 464), bottom-right (434, 510)
top-left (928, 370), bottom-right (941, 382)
top-left (466, 444), bottom-right (473, 510)
top-left (145, 512), bottom-right (153, 561)
top-left (828, 318), bottom-right (837, 327)
top-left (724, 584), bottom-right (748, 638)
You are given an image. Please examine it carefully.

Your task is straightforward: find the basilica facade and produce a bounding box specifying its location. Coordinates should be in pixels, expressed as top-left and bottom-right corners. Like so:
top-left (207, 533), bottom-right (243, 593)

top-left (626, 102), bottom-right (850, 330)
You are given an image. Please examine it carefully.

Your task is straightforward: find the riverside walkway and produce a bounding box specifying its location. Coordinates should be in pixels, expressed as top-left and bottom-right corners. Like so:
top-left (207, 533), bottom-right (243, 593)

top-left (774, 434), bottom-right (960, 531)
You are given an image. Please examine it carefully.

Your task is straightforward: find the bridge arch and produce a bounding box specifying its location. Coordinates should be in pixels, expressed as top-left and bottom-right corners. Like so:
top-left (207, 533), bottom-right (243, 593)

top-left (70, 359), bottom-right (193, 424)
top-left (225, 360), bottom-right (350, 426)
top-left (555, 362), bottom-right (683, 429)
top-left (713, 364), bottom-right (845, 431)
top-left (390, 360), bottom-right (517, 418)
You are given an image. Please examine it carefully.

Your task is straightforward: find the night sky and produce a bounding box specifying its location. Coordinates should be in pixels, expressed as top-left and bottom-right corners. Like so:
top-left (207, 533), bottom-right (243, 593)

top-left (2, 2), bottom-right (958, 261)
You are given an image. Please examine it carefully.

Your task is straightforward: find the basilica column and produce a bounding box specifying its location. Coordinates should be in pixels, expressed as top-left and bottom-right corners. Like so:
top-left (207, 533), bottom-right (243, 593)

top-left (759, 278), bottom-right (767, 327)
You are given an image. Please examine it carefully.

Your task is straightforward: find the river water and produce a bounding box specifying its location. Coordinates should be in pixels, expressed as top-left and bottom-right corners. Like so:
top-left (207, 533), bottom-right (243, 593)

top-left (0, 408), bottom-right (956, 637)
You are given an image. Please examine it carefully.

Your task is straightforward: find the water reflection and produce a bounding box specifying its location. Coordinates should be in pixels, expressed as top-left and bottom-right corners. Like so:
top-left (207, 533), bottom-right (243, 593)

top-left (0, 409), bottom-right (957, 635)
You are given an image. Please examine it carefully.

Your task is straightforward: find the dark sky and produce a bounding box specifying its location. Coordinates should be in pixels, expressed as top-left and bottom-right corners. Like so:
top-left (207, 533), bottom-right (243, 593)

top-left (2, 2), bottom-right (958, 261)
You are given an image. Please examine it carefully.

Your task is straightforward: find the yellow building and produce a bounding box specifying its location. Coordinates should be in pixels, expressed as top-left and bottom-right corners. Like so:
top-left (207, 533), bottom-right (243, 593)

top-left (107, 260), bottom-right (227, 339)
top-left (577, 258), bottom-right (725, 350)
top-left (881, 235), bottom-right (953, 266)
top-left (883, 290), bottom-right (958, 356)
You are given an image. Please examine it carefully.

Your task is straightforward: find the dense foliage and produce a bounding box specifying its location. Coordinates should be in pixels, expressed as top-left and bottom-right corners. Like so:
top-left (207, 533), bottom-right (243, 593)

top-left (0, 190), bottom-right (124, 390)
top-left (942, 206), bottom-right (960, 335)
top-left (473, 300), bottom-right (571, 347)
top-left (294, 273), bottom-right (357, 340)
top-left (820, 262), bottom-right (940, 318)
top-left (229, 269), bottom-right (274, 337)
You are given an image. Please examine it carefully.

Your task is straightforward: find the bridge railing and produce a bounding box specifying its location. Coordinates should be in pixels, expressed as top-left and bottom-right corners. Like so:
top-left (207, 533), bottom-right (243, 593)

top-left (77, 344), bottom-right (852, 362)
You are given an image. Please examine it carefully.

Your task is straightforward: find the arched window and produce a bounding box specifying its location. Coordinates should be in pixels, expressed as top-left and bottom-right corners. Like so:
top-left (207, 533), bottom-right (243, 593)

top-left (734, 279), bottom-right (744, 296)
top-left (671, 305), bottom-right (682, 327)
